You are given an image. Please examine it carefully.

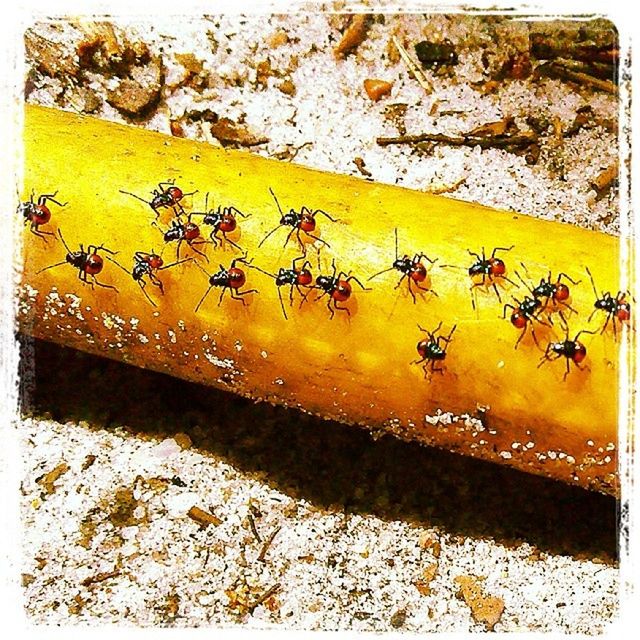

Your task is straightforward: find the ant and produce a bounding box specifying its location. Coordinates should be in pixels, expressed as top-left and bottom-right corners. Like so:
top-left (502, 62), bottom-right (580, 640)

top-left (516, 264), bottom-right (580, 322)
top-left (193, 256), bottom-right (258, 312)
top-left (106, 250), bottom-right (191, 307)
top-left (247, 256), bottom-right (314, 319)
top-left (37, 229), bottom-right (118, 291)
top-left (412, 322), bottom-right (457, 378)
top-left (155, 214), bottom-right (210, 262)
top-left (313, 258), bottom-right (369, 319)
top-left (190, 193), bottom-right (250, 251)
top-left (367, 228), bottom-right (438, 303)
top-left (585, 266), bottom-right (632, 338)
top-left (538, 328), bottom-right (597, 381)
top-left (258, 188), bottom-right (338, 253)
top-left (442, 246), bottom-right (516, 310)
top-left (120, 179), bottom-right (196, 219)
top-left (18, 190), bottom-right (66, 241)
top-left (503, 295), bottom-right (551, 349)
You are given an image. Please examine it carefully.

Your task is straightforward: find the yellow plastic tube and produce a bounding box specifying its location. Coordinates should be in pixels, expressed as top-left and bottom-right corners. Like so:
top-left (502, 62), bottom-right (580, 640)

top-left (18, 105), bottom-right (628, 496)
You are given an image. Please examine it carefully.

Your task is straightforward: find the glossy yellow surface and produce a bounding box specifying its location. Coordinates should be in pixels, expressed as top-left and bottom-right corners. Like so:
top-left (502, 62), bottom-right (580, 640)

top-left (19, 105), bottom-right (627, 495)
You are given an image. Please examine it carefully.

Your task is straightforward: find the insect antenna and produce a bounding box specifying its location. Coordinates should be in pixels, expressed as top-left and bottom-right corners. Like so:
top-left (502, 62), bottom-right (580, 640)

top-left (258, 224), bottom-right (282, 248)
top-left (36, 260), bottom-right (67, 274)
top-left (119, 189), bottom-right (150, 205)
top-left (195, 285), bottom-right (214, 313)
top-left (57, 228), bottom-right (73, 253)
top-left (158, 257), bottom-right (192, 271)
top-left (104, 254), bottom-right (131, 275)
top-left (368, 265), bottom-right (396, 281)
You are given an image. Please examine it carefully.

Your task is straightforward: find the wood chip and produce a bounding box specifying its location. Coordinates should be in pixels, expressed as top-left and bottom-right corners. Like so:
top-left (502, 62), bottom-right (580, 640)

top-left (209, 118), bottom-right (269, 147)
top-left (334, 15), bottom-right (371, 58)
top-left (170, 120), bottom-right (185, 137)
top-left (24, 30), bottom-right (79, 78)
top-left (81, 569), bottom-right (120, 587)
top-left (267, 29), bottom-right (289, 48)
top-left (187, 505), bottom-right (222, 527)
top-left (414, 562), bottom-right (438, 595)
top-left (467, 117), bottom-right (514, 137)
top-left (36, 462), bottom-right (69, 495)
top-left (591, 161), bottom-right (618, 192)
top-left (353, 157), bottom-right (372, 177)
top-left (80, 454), bottom-right (97, 471)
top-left (106, 57), bottom-right (162, 116)
top-left (426, 176), bottom-right (467, 194)
top-left (364, 78), bottom-right (393, 101)
top-left (454, 575), bottom-right (505, 631)
top-left (278, 79), bottom-right (296, 96)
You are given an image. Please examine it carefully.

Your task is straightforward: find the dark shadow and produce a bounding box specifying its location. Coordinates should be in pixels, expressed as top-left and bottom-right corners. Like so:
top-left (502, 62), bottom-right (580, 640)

top-left (19, 336), bottom-right (618, 562)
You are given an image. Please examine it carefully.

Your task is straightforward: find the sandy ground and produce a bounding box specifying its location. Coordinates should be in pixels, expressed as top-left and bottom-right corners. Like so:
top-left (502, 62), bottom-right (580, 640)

top-left (18, 12), bottom-right (620, 632)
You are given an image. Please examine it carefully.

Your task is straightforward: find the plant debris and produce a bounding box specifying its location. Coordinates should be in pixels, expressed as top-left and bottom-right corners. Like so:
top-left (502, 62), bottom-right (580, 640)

top-left (414, 39), bottom-right (458, 69)
top-left (334, 14), bottom-right (372, 58)
top-left (591, 161), bottom-right (618, 193)
top-left (257, 525), bottom-right (280, 562)
top-left (376, 131), bottom-right (537, 150)
top-left (106, 57), bottom-right (163, 116)
top-left (353, 156), bottom-right (372, 177)
top-left (414, 563), bottom-right (438, 596)
top-left (498, 52), bottom-right (532, 80)
top-left (467, 117), bottom-right (515, 137)
top-left (535, 61), bottom-right (616, 94)
top-left (209, 118), bottom-right (269, 147)
top-left (530, 32), bottom-right (618, 65)
top-left (187, 505), bottom-right (222, 527)
top-left (390, 609), bottom-right (407, 628)
top-left (81, 569), bottom-right (120, 587)
top-left (393, 36), bottom-right (433, 93)
top-left (454, 575), bottom-right (505, 631)
top-left (247, 583), bottom-right (281, 614)
top-left (278, 79), bottom-right (296, 96)
top-left (36, 462), bottom-right (69, 495)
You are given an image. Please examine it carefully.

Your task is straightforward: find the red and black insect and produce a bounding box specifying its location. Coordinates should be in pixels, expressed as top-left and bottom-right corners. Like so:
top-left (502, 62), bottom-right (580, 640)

top-left (313, 259), bottom-right (369, 319)
top-left (585, 265), bottom-right (632, 337)
top-left (155, 214), bottom-right (210, 262)
top-left (248, 256), bottom-right (314, 319)
top-left (517, 264), bottom-right (580, 322)
top-left (538, 329), bottom-right (596, 381)
top-left (502, 295), bottom-right (551, 348)
top-left (190, 193), bottom-right (250, 251)
top-left (19, 190), bottom-right (66, 241)
top-left (120, 180), bottom-right (196, 219)
top-left (37, 229), bottom-right (118, 291)
top-left (258, 188), bottom-right (338, 253)
top-left (465, 246), bottom-right (517, 310)
top-left (106, 250), bottom-right (191, 307)
top-left (367, 228), bottom-right (438, 303)
top-left (194, 256), bottom-right (258, 312)
top-left (412, 322), bottom-right (457, 378)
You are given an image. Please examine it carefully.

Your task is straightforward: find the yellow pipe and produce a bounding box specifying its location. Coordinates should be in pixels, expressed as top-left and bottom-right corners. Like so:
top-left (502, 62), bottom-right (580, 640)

top-left (18, 105), bottom-right (626, 496)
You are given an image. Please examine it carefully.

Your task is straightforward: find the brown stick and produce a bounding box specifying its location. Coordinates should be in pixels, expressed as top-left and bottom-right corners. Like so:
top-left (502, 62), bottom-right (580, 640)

top-left (537, 61), bottom-right (616, 94)
top-left (81, 570), bottom-right (120, 586)
top-left (247, 583), bottom-right (281, 614)
top-left (257, 526), bottom-right (281, 562)
top-left (376, 132), bottom-right (537, 149)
